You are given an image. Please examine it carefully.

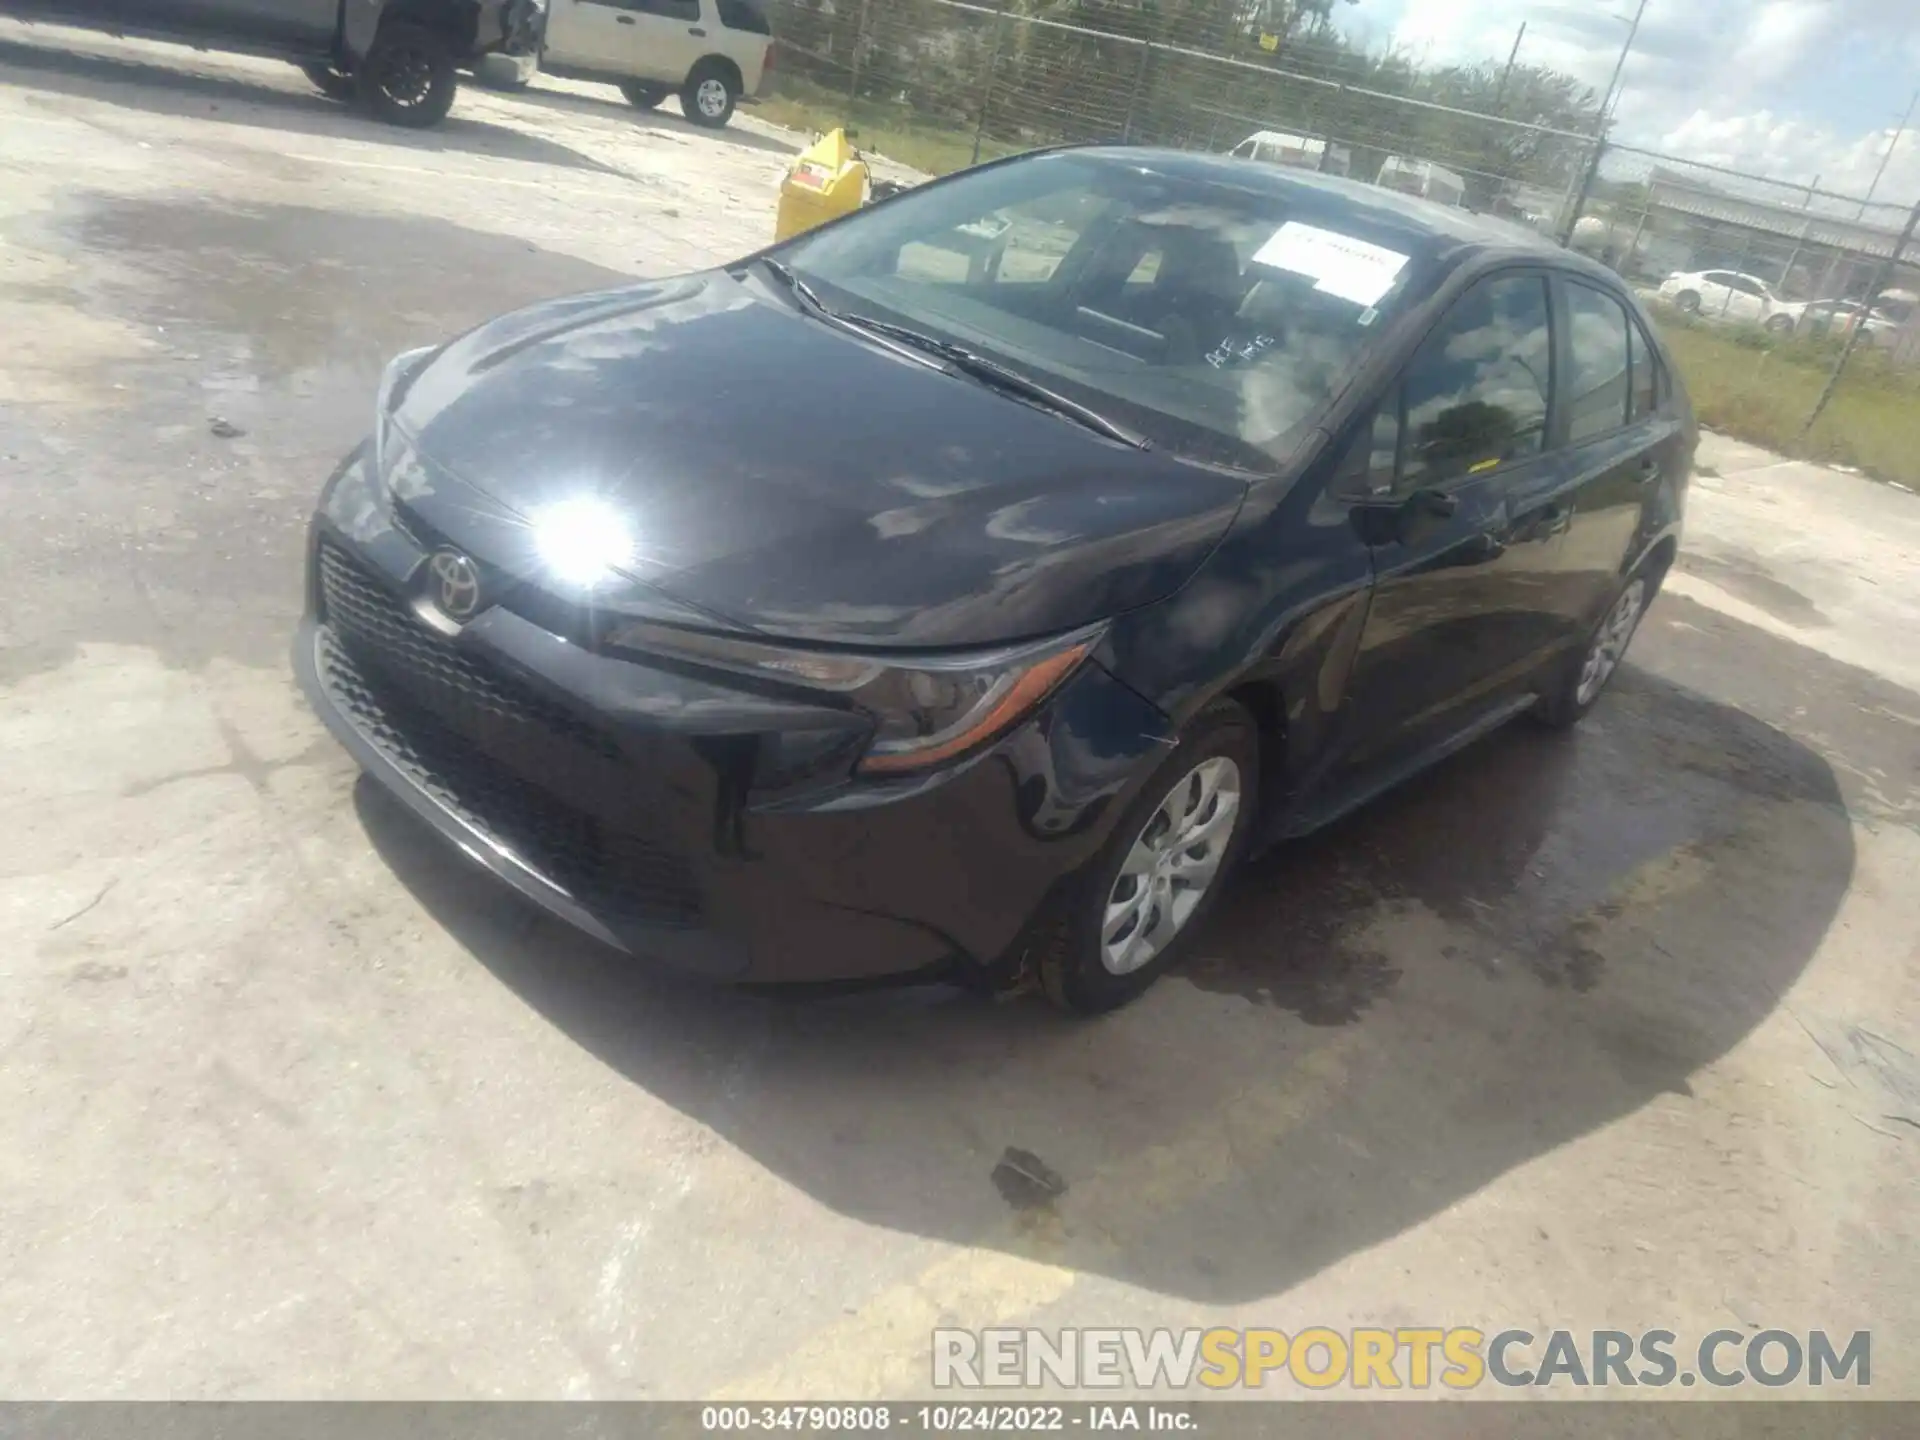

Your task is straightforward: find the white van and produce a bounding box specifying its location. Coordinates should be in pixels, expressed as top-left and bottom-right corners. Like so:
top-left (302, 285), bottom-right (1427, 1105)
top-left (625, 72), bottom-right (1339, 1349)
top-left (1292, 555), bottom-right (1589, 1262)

top-left (1375, 156), bottom-right (1467, 208)
top-left (505, 0), bottom-right (772, 128)
top-left (1228, 130), bottom-right (1352, 178)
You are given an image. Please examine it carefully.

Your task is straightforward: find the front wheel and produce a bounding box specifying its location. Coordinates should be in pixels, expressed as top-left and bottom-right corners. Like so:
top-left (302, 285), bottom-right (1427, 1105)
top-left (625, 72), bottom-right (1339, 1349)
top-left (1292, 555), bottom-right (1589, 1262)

top-left (680, 61), bottom-right (738, 128)
top-left (1036, 698), bottom-right (1259, 1015)
top-left (1766, 314), bottom-right (1795, 334)
top-left (1675, 290), bottom-right (1702, 314)
top-left (358, 23), bottom-right (458, 128)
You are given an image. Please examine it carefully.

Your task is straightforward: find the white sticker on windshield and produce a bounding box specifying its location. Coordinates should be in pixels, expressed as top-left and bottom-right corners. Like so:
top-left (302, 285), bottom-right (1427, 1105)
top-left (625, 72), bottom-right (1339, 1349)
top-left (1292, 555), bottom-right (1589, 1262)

top-left (1252, 222), bottom-right (1410, 308)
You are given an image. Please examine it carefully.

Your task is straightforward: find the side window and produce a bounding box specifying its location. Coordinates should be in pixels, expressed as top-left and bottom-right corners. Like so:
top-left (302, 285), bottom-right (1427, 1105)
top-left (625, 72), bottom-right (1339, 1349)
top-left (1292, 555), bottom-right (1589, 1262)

top-left (1628, 317), bottom-right (1659, 420)
top-left (625, 0), bottom-right (700, 18)
top-left (1729, 275), bottom-right (1762, 296)
top-left (1564, 281), bottom-right (1631, 443)
top-left (716, 0), bottom-right (770, 32)
top-left (1401, 274), bottom-right (1551, 488)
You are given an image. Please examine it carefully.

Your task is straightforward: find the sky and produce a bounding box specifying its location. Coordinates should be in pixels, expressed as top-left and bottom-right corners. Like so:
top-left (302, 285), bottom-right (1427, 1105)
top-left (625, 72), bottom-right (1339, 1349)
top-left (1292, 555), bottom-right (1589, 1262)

top-left (1335, 0), bottom-right (1920, 206)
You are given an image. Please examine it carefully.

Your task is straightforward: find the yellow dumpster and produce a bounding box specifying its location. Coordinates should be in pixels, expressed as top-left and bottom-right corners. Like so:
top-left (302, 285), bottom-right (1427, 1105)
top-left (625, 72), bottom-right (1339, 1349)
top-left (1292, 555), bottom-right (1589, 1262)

top-left (775, 128), bottom-right (870, 242)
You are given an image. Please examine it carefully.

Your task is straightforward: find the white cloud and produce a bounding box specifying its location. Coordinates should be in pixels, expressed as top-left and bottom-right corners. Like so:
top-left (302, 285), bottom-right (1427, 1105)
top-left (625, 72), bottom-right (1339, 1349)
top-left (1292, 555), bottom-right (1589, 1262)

top-left (1360, 0), bottom-right (1920, 204)
top-left (1654, 109), bottom-right (1920, 211)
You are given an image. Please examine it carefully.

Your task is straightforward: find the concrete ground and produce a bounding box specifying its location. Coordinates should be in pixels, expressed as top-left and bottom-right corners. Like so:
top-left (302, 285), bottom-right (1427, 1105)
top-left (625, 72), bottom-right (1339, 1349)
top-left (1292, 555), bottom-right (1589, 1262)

top-left (2, 22), bottom-right (1918, 1401)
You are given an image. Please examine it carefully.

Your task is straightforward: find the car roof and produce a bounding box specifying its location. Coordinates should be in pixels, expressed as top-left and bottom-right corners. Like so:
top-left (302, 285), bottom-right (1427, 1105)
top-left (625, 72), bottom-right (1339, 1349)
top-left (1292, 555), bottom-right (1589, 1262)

top-left (1059, 145), bottom-right (1602, 280)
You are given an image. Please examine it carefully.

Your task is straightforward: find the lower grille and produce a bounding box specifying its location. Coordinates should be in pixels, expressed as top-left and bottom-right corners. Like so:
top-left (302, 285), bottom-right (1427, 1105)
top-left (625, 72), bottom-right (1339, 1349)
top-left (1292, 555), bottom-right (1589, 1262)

top-left (316, 542), bottom-right (702, 927)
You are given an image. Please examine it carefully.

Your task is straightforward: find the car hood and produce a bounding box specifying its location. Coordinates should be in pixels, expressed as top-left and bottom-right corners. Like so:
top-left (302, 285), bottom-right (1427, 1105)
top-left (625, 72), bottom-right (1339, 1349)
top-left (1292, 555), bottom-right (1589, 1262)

top-left (386, 271), bottom-right (1250, 648)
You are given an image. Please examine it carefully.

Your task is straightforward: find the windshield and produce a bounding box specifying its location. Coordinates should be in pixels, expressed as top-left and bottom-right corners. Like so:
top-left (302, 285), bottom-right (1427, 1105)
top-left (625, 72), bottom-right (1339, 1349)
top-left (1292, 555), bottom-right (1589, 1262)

top-left (777, 151), bottom-right (1422, 467)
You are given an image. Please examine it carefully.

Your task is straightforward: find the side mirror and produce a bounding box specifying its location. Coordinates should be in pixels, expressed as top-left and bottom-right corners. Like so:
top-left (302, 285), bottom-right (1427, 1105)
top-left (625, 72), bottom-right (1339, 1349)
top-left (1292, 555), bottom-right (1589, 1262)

top-left (1404, 486), bottom-right (1458, 519)
top-left (1347, 484), bottom-right (1458, 548)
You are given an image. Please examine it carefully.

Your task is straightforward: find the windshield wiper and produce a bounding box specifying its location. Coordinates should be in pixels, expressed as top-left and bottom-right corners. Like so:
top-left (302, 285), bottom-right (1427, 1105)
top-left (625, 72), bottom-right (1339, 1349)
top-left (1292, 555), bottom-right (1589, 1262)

top-left (754, 258), bottom-right (961, 368)
top-left (837, 315), bottom-right (1151, 451)
top-left (755, 256), bottom-right (834, 316)
top-left (754, 259), bottom-right (1148, 451)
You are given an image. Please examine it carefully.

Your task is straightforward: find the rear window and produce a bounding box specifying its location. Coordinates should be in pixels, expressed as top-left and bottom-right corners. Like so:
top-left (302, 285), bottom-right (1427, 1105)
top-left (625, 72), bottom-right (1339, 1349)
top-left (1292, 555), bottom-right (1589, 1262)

top-left (717, 0), bottom-right (771, 33)
top-left (1564, 280), bottom-right (1631, 443)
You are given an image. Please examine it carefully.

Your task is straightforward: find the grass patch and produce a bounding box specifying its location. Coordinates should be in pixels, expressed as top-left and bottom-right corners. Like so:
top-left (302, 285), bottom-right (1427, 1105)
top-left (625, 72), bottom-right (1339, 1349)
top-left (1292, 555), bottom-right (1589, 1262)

top-left (1656, 317), bottom-right (1920, 487)
top-left (750, 75), bottom-right (1020, 177)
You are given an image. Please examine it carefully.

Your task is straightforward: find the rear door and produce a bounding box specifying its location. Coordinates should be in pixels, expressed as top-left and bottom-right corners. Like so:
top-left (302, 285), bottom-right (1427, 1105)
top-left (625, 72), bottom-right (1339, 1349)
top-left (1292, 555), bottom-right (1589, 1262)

top-left (545, 0), bottom-right (699, 77)
top-left (1336, 270), bottom-right (1577, 772)
top-left (1555, 278), bottom-right (1685, 629)
top-left (638, 0), bottom-right (707, 78)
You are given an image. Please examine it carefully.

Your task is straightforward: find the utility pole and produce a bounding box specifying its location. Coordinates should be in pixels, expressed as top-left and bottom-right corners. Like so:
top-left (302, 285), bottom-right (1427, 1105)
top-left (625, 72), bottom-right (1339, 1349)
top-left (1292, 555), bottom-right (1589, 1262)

top-left (1596, 0), bottom-right (1650, 126)
top-left (1859, 88), bottom-right (1920, 220)
top-left (1494, 21), bottom-right (1526, 113)
top-left (1558, 0), bottom-right (1648, 244)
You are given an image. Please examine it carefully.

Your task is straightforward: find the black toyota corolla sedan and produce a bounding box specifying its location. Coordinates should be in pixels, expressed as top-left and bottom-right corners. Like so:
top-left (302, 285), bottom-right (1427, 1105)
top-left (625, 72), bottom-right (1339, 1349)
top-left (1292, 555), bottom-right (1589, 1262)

top-left (296, 146), bottom-right (1693, 1012)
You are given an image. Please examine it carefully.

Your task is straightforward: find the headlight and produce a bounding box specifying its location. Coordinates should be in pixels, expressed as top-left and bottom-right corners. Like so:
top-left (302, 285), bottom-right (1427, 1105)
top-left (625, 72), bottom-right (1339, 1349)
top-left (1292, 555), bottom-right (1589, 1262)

top-left (606, 620), bottom-right (1103, 775)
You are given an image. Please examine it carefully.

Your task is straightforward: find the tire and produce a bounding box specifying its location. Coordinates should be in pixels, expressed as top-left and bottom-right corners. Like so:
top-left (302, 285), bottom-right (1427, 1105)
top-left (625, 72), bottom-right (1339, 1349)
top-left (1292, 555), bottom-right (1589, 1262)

top-left (1766, 314), bottom-right (1795, 334)
top-left (679, 60), bottom-right (738, 128)
top-left (300, 61), bottom-right (356, 101)
top-left (1531, 562), bottom-right (1662, 729)
top-left (621, 80), bottom-right (671, 110)
top-left (1675, 290), bottom-right (1701, 314)
top-left (1036, 699), bottom-right (1259, 1015)
top-left (358, 23), bottom-right (458, 128)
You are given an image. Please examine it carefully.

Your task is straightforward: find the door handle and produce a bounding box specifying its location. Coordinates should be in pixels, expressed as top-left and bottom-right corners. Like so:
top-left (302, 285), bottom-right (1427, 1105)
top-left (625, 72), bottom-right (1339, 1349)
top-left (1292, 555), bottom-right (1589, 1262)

top-left (616, 13), bottom-right (634, 20)
top-left (689, 24), bottom-right (706, 33)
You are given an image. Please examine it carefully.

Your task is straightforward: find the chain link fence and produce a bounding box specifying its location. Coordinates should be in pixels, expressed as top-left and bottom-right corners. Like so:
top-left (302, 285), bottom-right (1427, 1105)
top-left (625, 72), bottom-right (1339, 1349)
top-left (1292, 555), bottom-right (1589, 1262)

top-left (1561, 143), bottom-right (1920, 477)
top-left (757, 0), bottom-right (1920, 484)
top-left (765, 0), bottom-right (1597, 204)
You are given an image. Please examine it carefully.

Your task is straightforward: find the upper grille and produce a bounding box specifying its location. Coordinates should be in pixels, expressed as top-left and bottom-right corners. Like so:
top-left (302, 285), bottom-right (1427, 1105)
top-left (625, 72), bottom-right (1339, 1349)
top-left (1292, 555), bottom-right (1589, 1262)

top-left (318, 542), bottom-right (616, 759)
top-left (315, 540), bottom-right (702, 926)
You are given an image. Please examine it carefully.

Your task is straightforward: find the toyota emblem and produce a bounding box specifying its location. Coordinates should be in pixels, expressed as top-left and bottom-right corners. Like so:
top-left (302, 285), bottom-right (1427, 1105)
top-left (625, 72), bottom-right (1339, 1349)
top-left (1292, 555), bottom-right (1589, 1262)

top-left (427, 549), bottom-right (484, 622)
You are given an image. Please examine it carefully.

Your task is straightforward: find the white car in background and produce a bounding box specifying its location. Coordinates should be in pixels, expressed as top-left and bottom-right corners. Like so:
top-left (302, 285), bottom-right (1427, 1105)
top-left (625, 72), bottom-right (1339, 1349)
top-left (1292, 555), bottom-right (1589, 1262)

top-left (495, 0), bottom-right (772, 127)
top-left (1657, 269), bottom-right (1789, 326)
top-left (1795, 293), bottom-right (1916, 346)
top-left (1228, 130), bottom-right (1353, 177)
top-left (1374, 156), bottom-right (1467, 208)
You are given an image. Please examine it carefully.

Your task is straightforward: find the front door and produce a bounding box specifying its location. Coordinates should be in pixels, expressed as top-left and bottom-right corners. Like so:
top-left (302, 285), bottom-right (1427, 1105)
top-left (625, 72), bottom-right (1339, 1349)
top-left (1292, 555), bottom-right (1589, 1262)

top-left (164, 0), bottom-right (338, 46)
top-left (1337, 270), bottom-right (1575, 773)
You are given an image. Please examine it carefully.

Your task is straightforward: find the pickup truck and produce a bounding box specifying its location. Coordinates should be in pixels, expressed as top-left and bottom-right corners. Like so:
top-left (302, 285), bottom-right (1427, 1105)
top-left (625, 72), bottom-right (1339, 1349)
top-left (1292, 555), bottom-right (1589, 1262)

top-left (0, 0), bottom-right (545, 126)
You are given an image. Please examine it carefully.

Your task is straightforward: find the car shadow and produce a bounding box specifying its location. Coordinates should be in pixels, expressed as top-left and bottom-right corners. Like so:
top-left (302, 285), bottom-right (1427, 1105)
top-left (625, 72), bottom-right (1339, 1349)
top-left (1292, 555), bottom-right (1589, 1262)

top-left (0, 32), bottom-right (636, 178)
top-left (495, 74), bottom-right (804, 158)
top-left (355, 599), bottom-right (1857, 1305)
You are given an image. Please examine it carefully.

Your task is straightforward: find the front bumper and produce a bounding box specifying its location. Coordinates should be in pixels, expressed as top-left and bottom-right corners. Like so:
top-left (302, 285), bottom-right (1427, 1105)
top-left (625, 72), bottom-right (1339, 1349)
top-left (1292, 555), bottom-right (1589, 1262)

top-left (295, 448), bottom-right (1173, 984)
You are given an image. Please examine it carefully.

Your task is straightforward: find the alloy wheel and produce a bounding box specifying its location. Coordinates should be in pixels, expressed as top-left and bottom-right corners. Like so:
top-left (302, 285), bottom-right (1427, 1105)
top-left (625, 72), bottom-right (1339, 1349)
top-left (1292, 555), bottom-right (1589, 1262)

top-left (1576, 578), bottom-right (1647, 706)
top-left (378, 45), bottom-right (436, 109)
top-left (1102, 756), bottom-right (1241, 976)
top-left (696, 78), bottom-right (730, 118)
